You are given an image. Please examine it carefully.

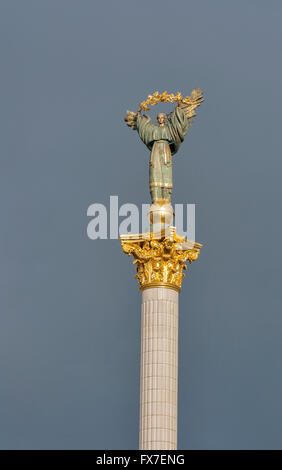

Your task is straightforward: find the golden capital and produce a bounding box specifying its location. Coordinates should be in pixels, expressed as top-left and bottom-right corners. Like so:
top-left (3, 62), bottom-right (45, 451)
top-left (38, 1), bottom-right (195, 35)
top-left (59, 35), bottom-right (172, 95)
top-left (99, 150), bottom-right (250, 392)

top-left (121, 233), bottom-right (202, 292)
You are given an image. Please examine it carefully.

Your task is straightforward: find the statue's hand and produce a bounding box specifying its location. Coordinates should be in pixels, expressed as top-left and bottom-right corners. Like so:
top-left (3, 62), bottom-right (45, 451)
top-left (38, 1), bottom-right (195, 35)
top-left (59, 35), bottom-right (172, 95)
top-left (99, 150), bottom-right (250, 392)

top-left (124, 110), bottom-right (138, 130)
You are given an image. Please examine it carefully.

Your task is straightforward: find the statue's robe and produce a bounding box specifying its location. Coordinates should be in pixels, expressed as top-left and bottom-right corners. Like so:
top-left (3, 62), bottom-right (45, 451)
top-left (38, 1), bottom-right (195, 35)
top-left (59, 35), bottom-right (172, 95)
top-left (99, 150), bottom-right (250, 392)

top-left (136, 105), bottom-right (189, 202)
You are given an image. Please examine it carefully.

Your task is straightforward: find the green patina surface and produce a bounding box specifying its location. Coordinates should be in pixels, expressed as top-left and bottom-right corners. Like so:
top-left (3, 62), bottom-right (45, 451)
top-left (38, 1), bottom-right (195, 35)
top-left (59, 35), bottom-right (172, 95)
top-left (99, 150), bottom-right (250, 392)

top-left (136, 106), bottom-right (189, 202)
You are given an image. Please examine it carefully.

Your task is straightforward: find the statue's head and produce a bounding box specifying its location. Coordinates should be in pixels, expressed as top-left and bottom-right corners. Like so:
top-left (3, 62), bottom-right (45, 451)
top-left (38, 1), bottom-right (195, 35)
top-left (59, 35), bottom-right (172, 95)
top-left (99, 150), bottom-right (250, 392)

top-left (157, 113), bottom-right (167, 127)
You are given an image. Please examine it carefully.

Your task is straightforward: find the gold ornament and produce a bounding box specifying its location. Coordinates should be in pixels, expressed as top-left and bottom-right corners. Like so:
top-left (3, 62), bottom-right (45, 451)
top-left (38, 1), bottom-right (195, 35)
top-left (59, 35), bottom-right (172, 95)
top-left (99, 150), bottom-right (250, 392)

top-left (124, 88), bottom-right (204, 130)
top-left (138, 88), bottom-right (204, 115)
top-left (121, 236), bottom-right (201, 292)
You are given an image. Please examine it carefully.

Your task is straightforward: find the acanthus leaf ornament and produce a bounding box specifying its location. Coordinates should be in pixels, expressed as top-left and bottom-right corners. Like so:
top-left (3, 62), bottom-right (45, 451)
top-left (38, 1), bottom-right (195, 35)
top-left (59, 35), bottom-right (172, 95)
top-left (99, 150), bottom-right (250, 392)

top-left (121, 235), bottom-right (202, 292)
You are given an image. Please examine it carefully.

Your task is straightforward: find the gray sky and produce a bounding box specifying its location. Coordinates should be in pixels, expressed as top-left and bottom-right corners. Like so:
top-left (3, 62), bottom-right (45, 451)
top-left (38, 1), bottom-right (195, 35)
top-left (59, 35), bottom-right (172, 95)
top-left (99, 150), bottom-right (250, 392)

top-left (0, 0), bottom-right (282, 449)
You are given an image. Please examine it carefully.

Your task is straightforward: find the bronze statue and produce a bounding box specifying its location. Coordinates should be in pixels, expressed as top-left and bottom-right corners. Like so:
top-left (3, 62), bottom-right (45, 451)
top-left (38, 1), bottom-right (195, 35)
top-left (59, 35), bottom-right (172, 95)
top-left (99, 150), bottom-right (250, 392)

top-left (125, 89), bottom-right (204, 204)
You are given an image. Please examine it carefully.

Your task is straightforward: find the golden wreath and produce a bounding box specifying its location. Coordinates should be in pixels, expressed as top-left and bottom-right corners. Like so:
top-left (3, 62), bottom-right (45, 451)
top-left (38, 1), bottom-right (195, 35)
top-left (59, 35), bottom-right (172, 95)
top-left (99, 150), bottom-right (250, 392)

top-left (137, 89), bottom-right (203, 113)
top-left (124, 89), bottom-right (203, 130)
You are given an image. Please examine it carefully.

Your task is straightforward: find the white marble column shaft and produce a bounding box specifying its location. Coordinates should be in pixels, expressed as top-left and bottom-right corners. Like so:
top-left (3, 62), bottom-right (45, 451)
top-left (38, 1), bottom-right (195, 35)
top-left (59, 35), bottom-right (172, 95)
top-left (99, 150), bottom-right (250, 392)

top-left (139, 287), bottom-right (179, 450)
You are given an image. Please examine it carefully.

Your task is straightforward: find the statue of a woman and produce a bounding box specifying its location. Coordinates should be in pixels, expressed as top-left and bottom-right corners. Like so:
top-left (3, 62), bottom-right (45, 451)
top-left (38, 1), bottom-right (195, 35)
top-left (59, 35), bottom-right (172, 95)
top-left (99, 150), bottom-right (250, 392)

top-left (125, 89), bottom-right (203, 204)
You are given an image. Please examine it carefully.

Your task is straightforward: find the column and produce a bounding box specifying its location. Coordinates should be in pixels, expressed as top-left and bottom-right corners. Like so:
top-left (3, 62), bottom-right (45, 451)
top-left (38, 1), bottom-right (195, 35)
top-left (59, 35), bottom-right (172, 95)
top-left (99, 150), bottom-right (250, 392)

top-left (139, 287), bottom-right (179, 450)
top-left (121, 233), bottom-right (201, 450)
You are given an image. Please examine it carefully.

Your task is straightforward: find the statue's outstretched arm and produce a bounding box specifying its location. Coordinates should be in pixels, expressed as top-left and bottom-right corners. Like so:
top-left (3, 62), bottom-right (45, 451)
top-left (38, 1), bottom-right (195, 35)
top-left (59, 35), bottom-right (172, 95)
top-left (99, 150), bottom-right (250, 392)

top-left (176, 88), bottom-right (204, 126)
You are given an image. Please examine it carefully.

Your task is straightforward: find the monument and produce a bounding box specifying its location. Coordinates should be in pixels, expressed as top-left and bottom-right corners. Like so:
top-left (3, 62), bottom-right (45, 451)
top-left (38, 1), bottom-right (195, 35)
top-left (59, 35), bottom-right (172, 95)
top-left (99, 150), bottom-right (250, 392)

top-left (121, 89), bottom-right (204, 450)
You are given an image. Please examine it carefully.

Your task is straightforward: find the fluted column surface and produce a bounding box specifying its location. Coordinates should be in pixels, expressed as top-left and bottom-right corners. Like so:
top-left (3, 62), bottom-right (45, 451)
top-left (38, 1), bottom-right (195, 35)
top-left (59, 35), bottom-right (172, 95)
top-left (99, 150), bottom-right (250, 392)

top-left (139, 287), bottom-right (178, 450)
